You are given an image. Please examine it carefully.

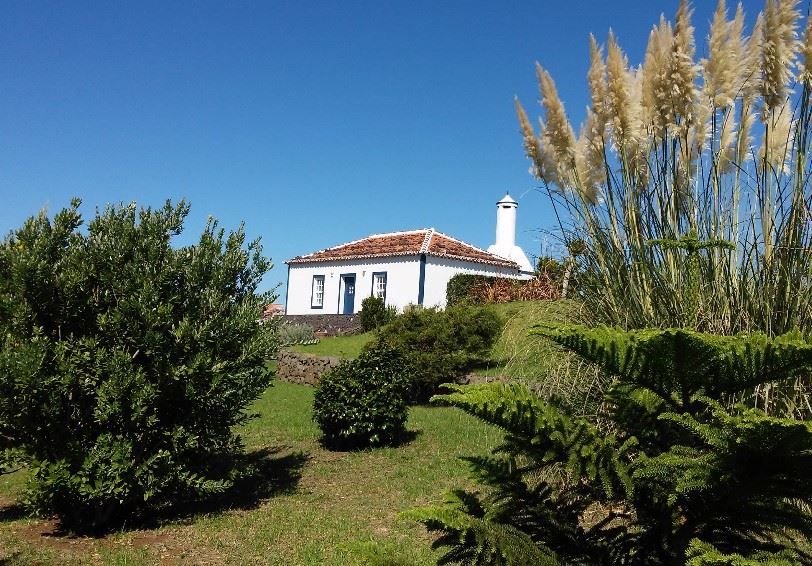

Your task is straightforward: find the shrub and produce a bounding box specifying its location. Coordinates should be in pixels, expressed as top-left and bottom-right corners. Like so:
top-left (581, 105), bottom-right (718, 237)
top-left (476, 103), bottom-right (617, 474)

top-left (279, 321), bottom-right (316, 345)
top-left (312, 342), bottom-right (412, 448)
top-left (446, 274), bottom-right (497, 306)
top-left (447, 274), bottom-right (559, 306)
top-left (375, 305), bottom-right (502, 401)
top-left (536, 256), bottom-right (565, 282)
top-left (0, 199), bottom-right (277, 531)
top-left (408, 325), bottom-right (812, 564)
top-left (359, 296), bottom-right (397, 331)
top-left (470, 275), bottom-right (559, 304)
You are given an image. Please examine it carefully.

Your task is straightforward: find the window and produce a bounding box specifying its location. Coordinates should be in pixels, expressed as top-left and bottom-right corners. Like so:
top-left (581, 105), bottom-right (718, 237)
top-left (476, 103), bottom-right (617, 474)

top-left (372, 272), bottom-right (387, 302)
top-left (311, 275), bottom-right (325, 308)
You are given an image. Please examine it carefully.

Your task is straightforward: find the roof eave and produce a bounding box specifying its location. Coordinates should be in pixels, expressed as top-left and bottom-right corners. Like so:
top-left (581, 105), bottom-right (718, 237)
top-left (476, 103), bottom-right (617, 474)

top-left (287, 251), bottom-right (519, 270)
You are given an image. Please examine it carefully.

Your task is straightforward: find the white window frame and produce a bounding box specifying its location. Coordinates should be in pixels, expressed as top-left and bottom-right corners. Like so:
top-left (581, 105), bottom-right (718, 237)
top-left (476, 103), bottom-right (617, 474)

top-left (311, 275), bottom-right (325, 308)
top-left (372, 271), bottom-right (387, 302)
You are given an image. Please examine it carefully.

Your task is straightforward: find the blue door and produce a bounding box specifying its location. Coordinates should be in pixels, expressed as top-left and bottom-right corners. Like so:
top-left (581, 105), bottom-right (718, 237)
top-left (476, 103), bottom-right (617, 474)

top-left (342, 275), bottom-right (355, 314)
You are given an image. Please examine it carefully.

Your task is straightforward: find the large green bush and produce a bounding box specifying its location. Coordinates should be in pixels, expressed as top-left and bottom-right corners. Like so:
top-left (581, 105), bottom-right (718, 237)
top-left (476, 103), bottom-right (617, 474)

top-left (408, 325), bottom-right (812, 564)
top-left (375, 305), bottom-right (502, 401)
top-left (359, 296), bottom-right (397, 331)
top-left (312, 342), bottom-right (412, 449)
top-left (0, 199), bottom-right (277, 531)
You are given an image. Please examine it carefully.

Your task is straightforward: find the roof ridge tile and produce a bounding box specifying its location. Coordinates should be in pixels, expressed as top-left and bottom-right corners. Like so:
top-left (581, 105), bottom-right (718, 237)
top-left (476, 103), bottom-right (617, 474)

top-left (419, 228), bottom-right (434, 254)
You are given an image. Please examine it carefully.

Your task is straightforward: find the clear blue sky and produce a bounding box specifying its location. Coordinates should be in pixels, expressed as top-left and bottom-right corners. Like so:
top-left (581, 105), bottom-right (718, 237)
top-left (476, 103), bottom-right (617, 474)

top-left (1, 0), bottom-right (765, 300)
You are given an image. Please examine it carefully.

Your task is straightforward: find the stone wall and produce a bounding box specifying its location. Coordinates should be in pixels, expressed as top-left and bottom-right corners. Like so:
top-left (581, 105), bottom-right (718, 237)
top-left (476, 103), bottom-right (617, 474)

top-left (282, 314), bottom-right (363, 337)
top-left (276, 350), bottom-right (342, 386)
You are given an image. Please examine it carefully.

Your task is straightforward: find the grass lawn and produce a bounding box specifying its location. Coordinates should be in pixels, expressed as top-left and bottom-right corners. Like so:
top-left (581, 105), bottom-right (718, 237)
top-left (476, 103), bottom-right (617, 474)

top-left (288, 332), bottom-right (374, 358)
top-left (474, 299), bottom-right (584, 380)
top-left (287, 299), bottom-right (585, 381)
top-left (0, 381), bottom-right (499, 565)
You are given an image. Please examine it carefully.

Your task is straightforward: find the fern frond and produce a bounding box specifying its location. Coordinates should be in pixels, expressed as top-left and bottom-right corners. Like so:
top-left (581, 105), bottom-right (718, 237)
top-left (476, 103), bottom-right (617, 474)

top-left (635, 398), bottom-right (812, 556)
top-left (403, 492), bottom-right (560, 566)
top-left (686, 539), bottom-right (802, 565)
top-left (531, 325), bottom-right (812, 406)
top-left (433, 383), bottom-right (633, 500)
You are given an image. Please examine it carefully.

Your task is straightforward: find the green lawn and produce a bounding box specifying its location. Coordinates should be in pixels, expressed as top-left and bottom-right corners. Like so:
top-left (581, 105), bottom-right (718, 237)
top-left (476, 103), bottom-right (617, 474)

top-left (475, 299), bottom-right (584, 379)
top-left (287, 300), bottom-right (584, 381)
top-left (288, 332), bottom-right (375, 358)
top-left (0, 381), bottom-right (499, 565)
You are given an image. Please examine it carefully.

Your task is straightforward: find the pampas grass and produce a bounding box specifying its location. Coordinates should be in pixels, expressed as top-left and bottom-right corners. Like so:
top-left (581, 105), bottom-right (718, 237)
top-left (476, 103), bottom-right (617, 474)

top-left (517, 0), bottom-right (812, 418)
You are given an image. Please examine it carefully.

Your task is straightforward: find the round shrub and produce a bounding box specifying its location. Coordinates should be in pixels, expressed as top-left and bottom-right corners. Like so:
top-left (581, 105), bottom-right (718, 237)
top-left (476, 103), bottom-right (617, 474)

top-left (0, 200), bottom-right (277, 531)
top-left (312, 342), bottom-right (412, 449)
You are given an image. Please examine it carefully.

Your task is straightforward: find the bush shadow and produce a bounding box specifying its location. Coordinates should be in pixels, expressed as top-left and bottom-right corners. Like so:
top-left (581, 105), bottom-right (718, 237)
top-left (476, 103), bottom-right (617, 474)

top-left (24, 446), bottom-right (309, 537)
top-left (0, 501), bottom-right (27, 523)
top-left (318, 429), bottom-right (421, 452)
top-left (146, 446), bottom-right (310, 527)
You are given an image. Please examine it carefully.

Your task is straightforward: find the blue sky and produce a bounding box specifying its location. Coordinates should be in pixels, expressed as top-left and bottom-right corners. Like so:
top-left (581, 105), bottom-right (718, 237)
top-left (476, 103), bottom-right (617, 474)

top-left (1, 0), bottom-right (765, 300)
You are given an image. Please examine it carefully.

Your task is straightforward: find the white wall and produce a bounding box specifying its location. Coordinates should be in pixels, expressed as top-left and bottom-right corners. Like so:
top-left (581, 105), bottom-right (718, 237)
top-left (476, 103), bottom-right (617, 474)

top-left (421, 256), bottom-right (524, 309)
top-left (286, 257), bottom-right (421, 315)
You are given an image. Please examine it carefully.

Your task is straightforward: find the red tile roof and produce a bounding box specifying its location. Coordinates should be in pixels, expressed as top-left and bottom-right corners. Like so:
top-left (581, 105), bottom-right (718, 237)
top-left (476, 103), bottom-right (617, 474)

top-left (287, 229), bottom-right (519, 268)
top-left (262, 304), bottom-right (285, 318)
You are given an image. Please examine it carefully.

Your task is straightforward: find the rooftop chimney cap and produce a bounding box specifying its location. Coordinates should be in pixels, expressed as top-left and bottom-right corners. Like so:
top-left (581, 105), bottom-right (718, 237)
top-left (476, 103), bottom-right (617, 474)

top-left (496, 193), bottom-right (518, 206)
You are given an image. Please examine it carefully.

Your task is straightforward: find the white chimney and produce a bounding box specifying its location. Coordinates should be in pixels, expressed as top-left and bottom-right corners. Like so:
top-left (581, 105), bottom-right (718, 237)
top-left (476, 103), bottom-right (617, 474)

top-left (495, 193), bottom-right (518, 248)
top-left (487, 193), bottom-right (534, 273)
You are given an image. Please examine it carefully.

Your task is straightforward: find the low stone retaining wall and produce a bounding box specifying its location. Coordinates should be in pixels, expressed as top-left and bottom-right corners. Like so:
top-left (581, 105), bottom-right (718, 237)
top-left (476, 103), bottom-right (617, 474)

top-left (276, 350), bottom-right (342, 386)
top-left (276, 351), bottom-right (511, 388)
top-left (282, 314), bottom-right (362, 337)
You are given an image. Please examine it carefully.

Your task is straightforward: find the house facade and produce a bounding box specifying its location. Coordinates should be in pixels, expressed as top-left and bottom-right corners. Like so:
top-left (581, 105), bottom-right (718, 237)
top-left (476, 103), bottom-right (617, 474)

top-left (284, 194), bottom-right (534, 315)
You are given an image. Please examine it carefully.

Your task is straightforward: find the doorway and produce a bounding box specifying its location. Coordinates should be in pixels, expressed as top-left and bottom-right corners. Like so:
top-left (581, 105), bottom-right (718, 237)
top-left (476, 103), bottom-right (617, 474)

top-left (341, 274), bottom-right (356, 314)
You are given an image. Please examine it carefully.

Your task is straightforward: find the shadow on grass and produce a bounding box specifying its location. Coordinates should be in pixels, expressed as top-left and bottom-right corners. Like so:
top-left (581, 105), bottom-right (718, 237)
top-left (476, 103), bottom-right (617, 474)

top-left (0, 502), bottom-right (26, 523)
top-left (318, 429), bottom-right (421, 452)
top-left (145, 446), bottom-right (310, 528)
top-left (2, 446), bottom-right (310, 537)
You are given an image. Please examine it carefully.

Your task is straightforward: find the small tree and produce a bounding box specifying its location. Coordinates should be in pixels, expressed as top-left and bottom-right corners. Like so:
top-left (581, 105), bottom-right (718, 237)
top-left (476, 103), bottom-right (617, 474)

top-left (408, 325), bottom-right (812, 564)
top-left (0, 199), bottom-right (278, 531)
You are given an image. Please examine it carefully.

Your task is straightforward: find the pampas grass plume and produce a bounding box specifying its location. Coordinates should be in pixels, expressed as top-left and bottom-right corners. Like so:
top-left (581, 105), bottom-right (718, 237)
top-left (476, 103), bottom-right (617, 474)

top-left (760, 0), bottom-right (800, 110)
top-left (642, 15), bottom-right (674, 139)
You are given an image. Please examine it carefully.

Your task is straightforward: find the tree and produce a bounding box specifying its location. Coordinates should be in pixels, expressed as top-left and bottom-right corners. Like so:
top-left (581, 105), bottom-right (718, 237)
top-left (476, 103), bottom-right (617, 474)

top-left (407, 324), bottom-right (812, 564)
top-left (0, 199), bottom-right (278, 531)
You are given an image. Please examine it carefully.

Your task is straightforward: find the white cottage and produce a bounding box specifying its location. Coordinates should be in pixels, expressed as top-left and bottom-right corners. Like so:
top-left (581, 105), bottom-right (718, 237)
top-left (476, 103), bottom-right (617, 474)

top-left (284, 194), bottom-right (534, 315)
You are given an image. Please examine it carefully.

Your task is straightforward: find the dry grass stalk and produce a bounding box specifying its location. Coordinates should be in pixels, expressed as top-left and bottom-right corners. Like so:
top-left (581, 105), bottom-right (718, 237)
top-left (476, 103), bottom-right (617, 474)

top-left (516, 0), bottom-right (812, 418)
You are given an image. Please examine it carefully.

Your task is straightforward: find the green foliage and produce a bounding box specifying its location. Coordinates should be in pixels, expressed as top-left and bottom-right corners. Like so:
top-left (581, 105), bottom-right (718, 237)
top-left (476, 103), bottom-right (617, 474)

top-left (279, 321), bottom-right (316, 345)
top-left (404, 490), bottom-right (558, 566)
top-left (375, 305), bottom-right (503, 402)
top-left (536, 256), bottom-right (565, 281)
top-left (686, 540), bottom-right (802, 565)
top-left (0, 199), bottom-right (277, 531)
top-left (519, 4), bottom-right (812, 339)
top-left (312, 342), bottom-right (412, 448)
top-left (446, 274), bottom-right (499, 307)
top-left (648, 231), bottom-right (736, 329)
top-left (409, 325), bottom-right (812, 564)
top-left (359, 296), bottom-right (397, 331)
top-left (532, 324), bottom-right (812, 416)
